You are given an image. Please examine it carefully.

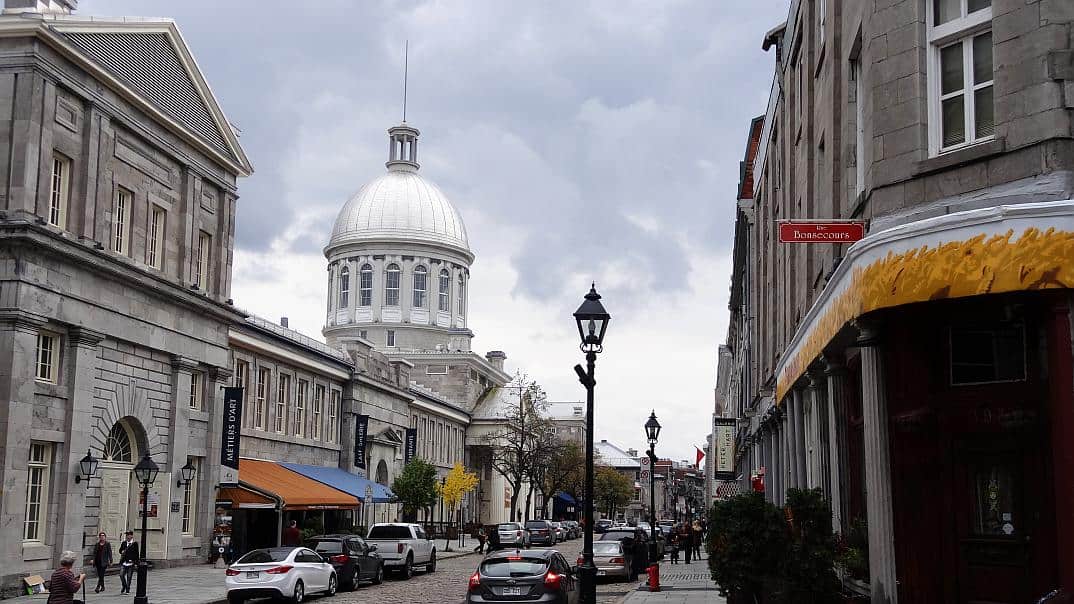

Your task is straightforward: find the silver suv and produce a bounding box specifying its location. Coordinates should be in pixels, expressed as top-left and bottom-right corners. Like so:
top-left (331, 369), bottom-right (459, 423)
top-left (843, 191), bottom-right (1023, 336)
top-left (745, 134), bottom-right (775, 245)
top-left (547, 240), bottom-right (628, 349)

top-left (495, 523), bottom-right (529, 549)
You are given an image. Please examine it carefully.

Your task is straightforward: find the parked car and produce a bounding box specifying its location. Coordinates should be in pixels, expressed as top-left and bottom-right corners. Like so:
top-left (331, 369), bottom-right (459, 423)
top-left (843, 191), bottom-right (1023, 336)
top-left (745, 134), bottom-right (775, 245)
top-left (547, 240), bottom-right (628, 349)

top-left (495, 522), bottom-right (530, 549)
top-left (580, 540), bottom-right (634, 581)
top-left (306, 534), bottom-right (384, 590)
top-left (634, 523), bottom-right (665, 557)
top-left (525, 520), bottom-right (557, 546)
top-left (225, 546), bottom-right (336, 604)
top-left (551, 522), bottom-right (566, 542)
top-left (365, 523), bottom-right (436, 579)
top-left (598, 527), bottom-right (650, 576)
top-left (594, 519), bottom-right (613, 534)
top-left (467, 548), bottom-right (579, 603)
top-left (563, 521), bottom-right (581, 539)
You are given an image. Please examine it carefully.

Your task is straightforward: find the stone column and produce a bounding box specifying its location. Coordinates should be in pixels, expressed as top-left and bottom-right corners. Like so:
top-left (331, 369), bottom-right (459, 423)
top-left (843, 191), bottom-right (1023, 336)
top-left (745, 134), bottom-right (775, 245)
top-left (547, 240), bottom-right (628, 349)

top-left (778, 414), bottom-right (788, 505)
top-left (824, 355), bottom-right (850, 532)
top-left (858, 325), bottom-right (898, 603)
top-left (57, 327), bottom-right (104, 559)
top-left (340, 377), bottom-right (362, 476)
top-left (785, 397), bottom-right (798, 490)
top-left (808, 370), bottom-right (830, 496)
top-left (167, 356), bottom-right (197, 560)
top-left (794, 390), bottom-right (807, 490)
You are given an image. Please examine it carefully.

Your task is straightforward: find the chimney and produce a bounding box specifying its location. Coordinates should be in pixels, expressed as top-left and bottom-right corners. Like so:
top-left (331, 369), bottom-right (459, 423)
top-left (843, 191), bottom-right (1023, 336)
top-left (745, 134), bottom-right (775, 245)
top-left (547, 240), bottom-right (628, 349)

top-left (627, 448), bottom-right (638, 457)
top-left (280, 317), bottom-right (289, 328)
top-left (485, 350), bottom-right (506, 371)
top-left (3, 0), bottom-right (76, 14)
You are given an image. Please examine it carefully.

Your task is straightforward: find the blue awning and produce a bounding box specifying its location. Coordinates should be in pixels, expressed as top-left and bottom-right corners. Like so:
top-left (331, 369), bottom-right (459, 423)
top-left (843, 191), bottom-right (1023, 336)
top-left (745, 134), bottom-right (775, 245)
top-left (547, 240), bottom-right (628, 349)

top-left (554, 491), bottom-right (577, 504)
top-left (280, 463), bottom-right (395, 503)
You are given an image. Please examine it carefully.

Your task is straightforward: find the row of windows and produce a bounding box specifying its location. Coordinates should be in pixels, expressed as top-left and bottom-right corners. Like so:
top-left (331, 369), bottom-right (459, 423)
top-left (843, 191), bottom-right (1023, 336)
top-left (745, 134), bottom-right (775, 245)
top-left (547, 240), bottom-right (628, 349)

top-left (412, 413), bottom-right (465, 466)
top-left (47, 152), bottom-right (215, 289)
top-left (338, 264), bottom-right (465, 313)
top-left (233, 360), bottom-right (341, 444)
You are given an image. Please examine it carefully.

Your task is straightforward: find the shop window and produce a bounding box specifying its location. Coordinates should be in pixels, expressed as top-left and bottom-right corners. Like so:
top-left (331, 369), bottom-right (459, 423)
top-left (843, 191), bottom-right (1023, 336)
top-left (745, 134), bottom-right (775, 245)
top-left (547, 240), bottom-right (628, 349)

top-left (973, 462), bottom-right (1017, 536)
top-left (950, 326), bottom-right (1025, 385)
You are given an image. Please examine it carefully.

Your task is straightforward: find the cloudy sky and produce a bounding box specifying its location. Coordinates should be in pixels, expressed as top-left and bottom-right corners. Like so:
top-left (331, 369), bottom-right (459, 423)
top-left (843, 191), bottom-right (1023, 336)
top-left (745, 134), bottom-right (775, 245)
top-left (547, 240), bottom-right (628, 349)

top-left (87, 0), bottom-right (788, 464)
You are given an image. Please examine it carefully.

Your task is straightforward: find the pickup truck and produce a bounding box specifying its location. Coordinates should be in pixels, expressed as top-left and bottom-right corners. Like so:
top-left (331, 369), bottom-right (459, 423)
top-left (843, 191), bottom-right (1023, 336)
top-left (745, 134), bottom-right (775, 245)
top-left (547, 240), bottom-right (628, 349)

top-left (365, 523), bottom-right (436, 579)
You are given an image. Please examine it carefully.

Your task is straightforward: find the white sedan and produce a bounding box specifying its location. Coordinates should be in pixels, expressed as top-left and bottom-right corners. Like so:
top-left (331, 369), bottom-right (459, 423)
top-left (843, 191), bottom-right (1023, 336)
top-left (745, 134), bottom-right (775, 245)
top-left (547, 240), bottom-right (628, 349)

top-left (226, 546), bottom-right (337, 604)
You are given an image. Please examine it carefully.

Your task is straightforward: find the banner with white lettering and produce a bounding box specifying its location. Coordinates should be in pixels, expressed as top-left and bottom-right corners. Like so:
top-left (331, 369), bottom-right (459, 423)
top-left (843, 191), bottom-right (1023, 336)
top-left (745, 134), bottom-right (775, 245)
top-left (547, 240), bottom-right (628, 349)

top-left (713, 417), bottom-right (737, 481)
top-left (404, 428), bottom-right (418, 464)
top-left (220, 387), bottom-right (243, 486)
top-left (354, 414), bottom-right (369, 469)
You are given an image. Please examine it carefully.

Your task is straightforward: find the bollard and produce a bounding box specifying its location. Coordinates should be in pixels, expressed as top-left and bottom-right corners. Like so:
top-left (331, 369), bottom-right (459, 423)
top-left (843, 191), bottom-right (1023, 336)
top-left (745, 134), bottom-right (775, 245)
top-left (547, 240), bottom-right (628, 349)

top-left (646, 563), bottom-right (660, 592)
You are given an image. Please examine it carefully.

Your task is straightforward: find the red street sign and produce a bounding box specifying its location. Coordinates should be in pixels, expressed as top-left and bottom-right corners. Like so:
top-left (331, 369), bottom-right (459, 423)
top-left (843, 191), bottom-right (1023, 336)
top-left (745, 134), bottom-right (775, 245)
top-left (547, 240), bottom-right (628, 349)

top-left (778, 221), bottom-right (865, 243)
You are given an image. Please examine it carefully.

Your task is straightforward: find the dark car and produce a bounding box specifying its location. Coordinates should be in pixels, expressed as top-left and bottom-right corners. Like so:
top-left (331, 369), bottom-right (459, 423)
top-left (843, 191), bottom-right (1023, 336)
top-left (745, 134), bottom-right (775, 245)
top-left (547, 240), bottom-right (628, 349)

top-left (467, 549), bottom-right (578, 604)
top-left (593, 519), bottom-right (613, 534)
top-left (597, 528), bottom-right (649, 575)
top-left (525, 520), bottom-right (556, 546)
top-left (306, 534), bottom-right (384, 590)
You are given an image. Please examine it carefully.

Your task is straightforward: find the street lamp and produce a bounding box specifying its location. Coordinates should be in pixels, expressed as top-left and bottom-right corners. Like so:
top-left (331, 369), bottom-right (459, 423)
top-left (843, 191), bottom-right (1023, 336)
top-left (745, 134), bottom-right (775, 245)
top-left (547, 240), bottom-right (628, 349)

top-left (175, 459), bottom-right (196, 489)
top-left (75, 450), bottom-right (99, 485)
top-left (644, 411), bottom-right (661, 570)
top-left (133, 453), bottom-right (159, 604)
top-left (573, 283), bottom-right (610, 604)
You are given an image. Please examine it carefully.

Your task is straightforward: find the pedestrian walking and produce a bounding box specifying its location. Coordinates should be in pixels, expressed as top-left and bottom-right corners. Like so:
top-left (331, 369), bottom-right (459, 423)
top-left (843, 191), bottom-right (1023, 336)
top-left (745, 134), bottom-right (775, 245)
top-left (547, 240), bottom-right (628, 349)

top-left (91, 532), bottom-right (113, 593)
top-left (692, 520), bottom-right (703, 560)
top-left (680, 525), bottom-right (692, 564)
top-left (668, 531), bottom-right (680, 564)
top-left (281, 520), bottom-right (301, 546)
top-left (48, 551), bottom-right (86, 604)
top-left (118, 531), bottom-right (138, 594)
top-left (474, 526), bottom-right (487, 553)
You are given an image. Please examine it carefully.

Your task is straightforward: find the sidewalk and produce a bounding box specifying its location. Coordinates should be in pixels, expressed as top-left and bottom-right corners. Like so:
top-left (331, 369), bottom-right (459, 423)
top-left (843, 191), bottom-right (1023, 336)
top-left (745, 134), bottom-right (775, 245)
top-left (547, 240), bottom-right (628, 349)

top-left (22, 549), bottom-right (477, 604)
top-left (620, 555), bottom-right (726, 604)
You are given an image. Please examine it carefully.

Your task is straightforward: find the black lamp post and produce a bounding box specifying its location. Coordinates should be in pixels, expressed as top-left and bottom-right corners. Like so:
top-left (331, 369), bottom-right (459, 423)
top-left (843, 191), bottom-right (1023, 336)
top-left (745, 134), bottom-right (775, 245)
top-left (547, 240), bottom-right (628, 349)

top-left (133, 454), bottom-right (159, 604)
top-left (573, 283), bottom-right (610, 604)
top-left (175, 459), bottom-right (196, 489)
top-left (75, 450), bottom-right (99, 484)
top-left (644, 411), bottom-right (661, 566)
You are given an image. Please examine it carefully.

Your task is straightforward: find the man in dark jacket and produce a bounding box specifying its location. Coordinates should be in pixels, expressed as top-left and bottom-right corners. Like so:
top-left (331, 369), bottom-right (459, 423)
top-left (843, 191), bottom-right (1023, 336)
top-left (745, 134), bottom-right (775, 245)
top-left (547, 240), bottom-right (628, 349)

top-left (118, 531), bottom-right (138, 594)
top-left (92, 532), bottom-right (113, 593)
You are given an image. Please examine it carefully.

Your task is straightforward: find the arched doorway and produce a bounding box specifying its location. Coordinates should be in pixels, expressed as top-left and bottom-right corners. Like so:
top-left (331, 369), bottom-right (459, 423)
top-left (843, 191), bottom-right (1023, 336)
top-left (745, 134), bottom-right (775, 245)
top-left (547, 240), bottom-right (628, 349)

top-left (375, 460), bottom-right (388, 486)
top-left (97, 419), bottom-right (145, 541)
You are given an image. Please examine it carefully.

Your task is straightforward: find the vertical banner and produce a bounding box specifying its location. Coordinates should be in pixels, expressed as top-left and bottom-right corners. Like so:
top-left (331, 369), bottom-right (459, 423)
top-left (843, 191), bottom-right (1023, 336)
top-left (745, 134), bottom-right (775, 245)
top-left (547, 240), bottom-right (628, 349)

top-left (713, 417), bottom-right (737, 481)
top-left (354, 414), bottom-right (370, 469)
top-left (220, 387), bottom-right (243, 486)
top-left (404, 428), bottom-right (418, 464)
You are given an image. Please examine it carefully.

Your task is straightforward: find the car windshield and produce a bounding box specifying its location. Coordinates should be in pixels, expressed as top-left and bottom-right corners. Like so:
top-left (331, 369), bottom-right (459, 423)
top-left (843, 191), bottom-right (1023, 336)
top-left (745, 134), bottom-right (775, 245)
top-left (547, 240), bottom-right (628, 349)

top-left (524, 521), bottom-right (547, 529)
top-left (367, 526), bottom-right (412, 539)
top-left (481, 557), bottom-right (549, 578)
top-left (308, 540), bottom-right (342, 554)
top-left (236, 548), bottom-right (292, 564)
top-left (593, 542), bottom-right (622, 554)
top-left (497, 524), bottom-right (520, 531)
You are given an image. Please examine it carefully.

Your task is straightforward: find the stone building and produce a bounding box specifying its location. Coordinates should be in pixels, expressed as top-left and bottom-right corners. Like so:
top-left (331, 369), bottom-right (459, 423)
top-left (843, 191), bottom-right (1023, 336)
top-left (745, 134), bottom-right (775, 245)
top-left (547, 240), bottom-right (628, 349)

top-left (721, 0), bottom-right (1074, 601)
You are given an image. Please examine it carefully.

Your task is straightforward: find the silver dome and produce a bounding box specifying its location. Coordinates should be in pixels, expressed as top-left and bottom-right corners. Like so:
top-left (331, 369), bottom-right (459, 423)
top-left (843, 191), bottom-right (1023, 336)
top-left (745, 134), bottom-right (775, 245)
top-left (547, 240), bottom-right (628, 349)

top-left (327, 168), bottom-right (470, 255)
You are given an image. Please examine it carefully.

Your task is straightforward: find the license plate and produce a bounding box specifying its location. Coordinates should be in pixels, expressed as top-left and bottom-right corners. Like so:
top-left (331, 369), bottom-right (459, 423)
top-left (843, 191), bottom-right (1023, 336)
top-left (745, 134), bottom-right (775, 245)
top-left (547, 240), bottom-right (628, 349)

top-left (597, 570), bottom-right (606, 576)
top-left (502, 586), bottom-right (522, 596)
top-left (245, 571), bottom-right (259, 579)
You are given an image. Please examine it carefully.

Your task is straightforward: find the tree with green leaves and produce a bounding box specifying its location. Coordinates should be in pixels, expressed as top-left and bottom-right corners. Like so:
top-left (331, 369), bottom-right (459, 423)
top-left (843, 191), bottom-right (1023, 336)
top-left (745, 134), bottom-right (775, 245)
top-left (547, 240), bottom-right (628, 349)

top-left (537, 441), bottom-right (584, 518)
top-left (594, 465), bottom-right (633, 519)
top-left (392, 458), bottom-right (439, 522)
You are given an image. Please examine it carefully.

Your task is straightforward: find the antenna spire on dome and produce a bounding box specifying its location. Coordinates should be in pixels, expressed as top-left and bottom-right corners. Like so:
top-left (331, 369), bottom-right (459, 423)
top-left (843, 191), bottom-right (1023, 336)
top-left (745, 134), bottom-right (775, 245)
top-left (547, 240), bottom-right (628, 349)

top-left (402, 40), bottom-right (408, 123)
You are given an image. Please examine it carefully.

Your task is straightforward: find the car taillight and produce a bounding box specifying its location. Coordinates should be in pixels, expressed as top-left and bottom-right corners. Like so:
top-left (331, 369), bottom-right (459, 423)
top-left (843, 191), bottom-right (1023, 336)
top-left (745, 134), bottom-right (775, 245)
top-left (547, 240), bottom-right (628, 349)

top-left (265, 565), bottom-right (293, 574)
top-left (329, 555), bottom-right (348, 564)
top-left (544, 572), bottom-right (561, 589)
top-left (397, 543), bottom-right (405, 554)
top-left (610, 557), bottom-right (625, 564)
top-left (468, 571), bottom-right (481, 591)
top-left (225, 568), bottom-right (241, 576)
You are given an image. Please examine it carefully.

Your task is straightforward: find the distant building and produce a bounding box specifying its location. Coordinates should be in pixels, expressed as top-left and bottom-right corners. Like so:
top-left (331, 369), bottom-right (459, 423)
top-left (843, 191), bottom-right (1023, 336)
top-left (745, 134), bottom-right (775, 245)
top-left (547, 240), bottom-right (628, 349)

top-left (594, 440), bottom-right (643, 522)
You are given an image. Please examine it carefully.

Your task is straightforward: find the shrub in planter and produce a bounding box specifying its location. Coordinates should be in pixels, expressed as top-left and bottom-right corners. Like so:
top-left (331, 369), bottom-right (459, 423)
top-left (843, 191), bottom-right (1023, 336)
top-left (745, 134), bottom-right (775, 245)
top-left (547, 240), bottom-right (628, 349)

top-left (706, 492), bottom-right (789, 602)
top-left (782, 488), bottom-right (841, 603)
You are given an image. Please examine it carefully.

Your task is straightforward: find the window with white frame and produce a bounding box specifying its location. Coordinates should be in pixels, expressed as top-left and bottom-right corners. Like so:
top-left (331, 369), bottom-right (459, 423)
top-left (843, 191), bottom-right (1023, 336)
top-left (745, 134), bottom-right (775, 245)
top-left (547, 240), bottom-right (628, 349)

top-left (112, 188), bottom-right (132, 255)
top-left (195, 232), bottom-right (211, 289)
top-left (327, 391), bottom-right (340, 443)
top-left (189, 372), bottom-right (202, 410)
top-left (48, 154), bottom-right (70, 228)
top-left (359, 264), bottom-right (373, 306)
top-left (413, 265), bottom-right (428, 308)
top-left (24, 442), bottom-right (51, 541)
top-left (275, 373), bottom-right (290, 433)
top-left (338, 266), bottom-right (350, 308)
top-left (438, 269), bottom-right (450, 311)
top-left (928, 0), bottom-right (993, 154)
top-left (255, 367), bottom-right (269, 430)
top-left (235, 360), bottom-right (249, 427)
top-left (457, 275), bottom-right (465, 315)
top-left (385, 263), bottom-right (401, 306)
top-left (312, 385), bottom-right (324, 440)
top-left (147, 206), bottom-right (165, 270)
top-left (851, 57), bottom-right (865, 197)
top-left (181, 457), bottom-right (199, 535)
top-left (294, 379), bottom-right (308, 437)
top-left (35, 331), bottom-right (59, 384)
top-left (386, 329), bottom-right (396, 347)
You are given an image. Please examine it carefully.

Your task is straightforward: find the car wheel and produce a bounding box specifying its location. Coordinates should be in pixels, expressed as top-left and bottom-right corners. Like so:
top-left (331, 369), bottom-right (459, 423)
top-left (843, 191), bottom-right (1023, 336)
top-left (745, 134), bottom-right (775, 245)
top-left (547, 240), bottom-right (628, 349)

top-left (228, 594), bottom-right (244, 604)
top-left (425, 551), bottom-right (437, 573)
top-left (372, 563), bottom-right (383, 585)
top-left (291, 580), bottom-right (304, 604)
top-left (401, 554), bottom-right (413, 579)
top-left (326, 574), bottom-right (337, 596)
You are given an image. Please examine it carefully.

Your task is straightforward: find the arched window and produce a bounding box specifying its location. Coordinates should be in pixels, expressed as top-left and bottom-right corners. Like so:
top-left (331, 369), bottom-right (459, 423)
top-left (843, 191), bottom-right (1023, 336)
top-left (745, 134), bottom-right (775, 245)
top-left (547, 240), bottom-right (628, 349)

top-left (103, 422), bottom-right (132, 462)
top-left (412, 265), bottom-right (427, 308)
top-left (438, 269), bottom-right (450, 312)
top-left (458, 274), bottom-right (466, 315)
top-left (359, 264), bottom-right (373, 306)
top-left (338, 266), bottom-right (350, 308)
top-left (385, 263), bottom-right (401, 306)
top-left (375, 460), bottom-right (389, 485)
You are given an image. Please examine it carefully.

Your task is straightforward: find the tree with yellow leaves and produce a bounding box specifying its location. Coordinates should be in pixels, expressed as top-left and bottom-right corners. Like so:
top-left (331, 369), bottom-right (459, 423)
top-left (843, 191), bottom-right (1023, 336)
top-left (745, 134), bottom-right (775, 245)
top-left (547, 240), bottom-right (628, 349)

top-left (436, 462), bottom-right (479, 551)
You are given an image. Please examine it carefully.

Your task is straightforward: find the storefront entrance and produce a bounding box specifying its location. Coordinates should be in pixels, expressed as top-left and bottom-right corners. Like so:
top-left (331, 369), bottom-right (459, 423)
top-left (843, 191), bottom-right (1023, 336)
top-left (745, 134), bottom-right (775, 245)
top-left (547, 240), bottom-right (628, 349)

top-left (97, 421), bottom-right (139, 542)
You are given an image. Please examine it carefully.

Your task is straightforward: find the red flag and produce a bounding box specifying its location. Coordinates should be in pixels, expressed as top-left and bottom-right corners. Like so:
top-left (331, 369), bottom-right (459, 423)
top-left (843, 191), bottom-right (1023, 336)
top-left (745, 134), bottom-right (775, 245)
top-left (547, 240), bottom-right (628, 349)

top-left (695, 446), bottom-right (705, 468)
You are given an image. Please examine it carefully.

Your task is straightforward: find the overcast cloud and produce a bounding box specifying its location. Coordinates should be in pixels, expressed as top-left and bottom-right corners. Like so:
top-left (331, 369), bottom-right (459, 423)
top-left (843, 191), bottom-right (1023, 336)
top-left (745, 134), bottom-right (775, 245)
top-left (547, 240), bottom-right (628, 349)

top-left (86, 0), bottom-right (788, 464)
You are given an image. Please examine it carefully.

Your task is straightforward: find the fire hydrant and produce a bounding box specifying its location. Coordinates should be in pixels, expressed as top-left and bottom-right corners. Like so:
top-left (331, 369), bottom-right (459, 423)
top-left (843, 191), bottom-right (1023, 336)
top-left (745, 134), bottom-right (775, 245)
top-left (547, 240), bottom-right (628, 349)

top-left (646, 563), bottom-right (660, 592)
